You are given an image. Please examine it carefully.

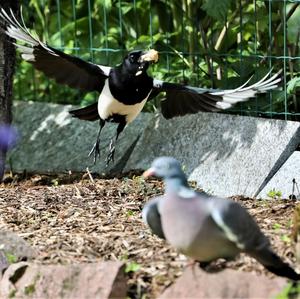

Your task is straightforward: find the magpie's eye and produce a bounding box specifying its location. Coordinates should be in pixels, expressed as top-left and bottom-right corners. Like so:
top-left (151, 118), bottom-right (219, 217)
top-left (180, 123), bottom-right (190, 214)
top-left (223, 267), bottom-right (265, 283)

top-left (129, 54), bottom-right (135, 62)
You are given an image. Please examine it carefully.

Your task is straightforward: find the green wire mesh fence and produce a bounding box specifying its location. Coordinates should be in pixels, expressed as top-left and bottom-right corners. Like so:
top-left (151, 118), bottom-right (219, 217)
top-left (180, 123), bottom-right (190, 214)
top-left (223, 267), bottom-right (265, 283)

top-left (14, 0), bottom-right (300, 121)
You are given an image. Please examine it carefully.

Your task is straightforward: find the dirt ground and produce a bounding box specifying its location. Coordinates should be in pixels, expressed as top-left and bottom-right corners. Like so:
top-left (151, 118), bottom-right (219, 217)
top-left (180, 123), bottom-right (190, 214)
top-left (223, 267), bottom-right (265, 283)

top-left (0, 171), bottom-right (299, 298)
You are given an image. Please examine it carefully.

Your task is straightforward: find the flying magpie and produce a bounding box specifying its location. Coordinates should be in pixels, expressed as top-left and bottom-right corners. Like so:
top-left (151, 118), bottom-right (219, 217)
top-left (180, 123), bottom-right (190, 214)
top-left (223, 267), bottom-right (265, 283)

top-left (0, 8), bottom-right (281, 165)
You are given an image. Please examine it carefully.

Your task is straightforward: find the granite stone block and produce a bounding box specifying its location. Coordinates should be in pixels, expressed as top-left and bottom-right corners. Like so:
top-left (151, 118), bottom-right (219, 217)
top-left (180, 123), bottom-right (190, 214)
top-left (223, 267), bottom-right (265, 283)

top-left (258, 151), bottom-right (300, 199)
top-left (7, 101), bottom-right (151, 174)
top-left (125, 112), bottom-right (300, 197)
top-left (8, 101), bottom-right (299, 198)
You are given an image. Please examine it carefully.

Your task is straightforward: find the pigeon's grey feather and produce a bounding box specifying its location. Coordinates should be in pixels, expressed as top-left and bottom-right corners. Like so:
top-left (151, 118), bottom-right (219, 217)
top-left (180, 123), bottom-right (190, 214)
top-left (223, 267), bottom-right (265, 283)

top-left (142, 157), bottom-right (300, 281)
top-left (142, 197), bottom-right (165, 239)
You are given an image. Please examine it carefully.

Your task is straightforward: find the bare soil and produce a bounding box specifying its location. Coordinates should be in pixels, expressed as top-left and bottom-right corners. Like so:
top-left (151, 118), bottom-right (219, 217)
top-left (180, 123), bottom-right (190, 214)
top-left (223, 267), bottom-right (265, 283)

top-left (0, 172), bottom-right (298, 298)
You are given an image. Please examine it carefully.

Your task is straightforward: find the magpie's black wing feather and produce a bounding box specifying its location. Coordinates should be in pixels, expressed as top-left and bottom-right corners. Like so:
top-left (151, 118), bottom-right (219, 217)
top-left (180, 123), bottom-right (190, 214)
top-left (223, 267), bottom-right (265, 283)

top-left (151, 72), bottom-right (281, 119)
top-left (69, 103), bottom-right (100, 121)
top-left (161, 86), bottom-right (222, 118)
top-left (0, 8), bottom-right (109, 93)
top-left (27, 46), bottom-right (108, 92)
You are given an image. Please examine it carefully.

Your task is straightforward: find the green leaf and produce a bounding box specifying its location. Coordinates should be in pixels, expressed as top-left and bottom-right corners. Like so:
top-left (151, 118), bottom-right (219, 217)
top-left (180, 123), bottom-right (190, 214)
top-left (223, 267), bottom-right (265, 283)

top-left (202, 0), bottom-right (232, 20)
top-left (267, 189), bottom-right (282, 199)
top-left (287, 77), bottom-right (300, 95)
top-left (273, 223), bottom-right (281, 230)
top-left (125, 262), bottom-right (141, 273)
top-left (5, 253), bottom-right (17, 264)
top-left (276, 282), bottom-right (295, 299)
top-left (281, 234), bottom-right (291, 244)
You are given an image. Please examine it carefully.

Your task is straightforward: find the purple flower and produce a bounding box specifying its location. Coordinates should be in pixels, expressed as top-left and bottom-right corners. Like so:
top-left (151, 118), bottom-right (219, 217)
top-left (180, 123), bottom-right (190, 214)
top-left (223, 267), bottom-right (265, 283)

top-left (0, 124), bottom-right (18, 151)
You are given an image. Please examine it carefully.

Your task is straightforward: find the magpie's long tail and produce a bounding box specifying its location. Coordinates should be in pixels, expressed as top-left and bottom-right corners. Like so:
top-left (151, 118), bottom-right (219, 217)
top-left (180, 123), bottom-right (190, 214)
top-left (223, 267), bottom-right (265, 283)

top-left (69, 103), bottom-right (100, 121)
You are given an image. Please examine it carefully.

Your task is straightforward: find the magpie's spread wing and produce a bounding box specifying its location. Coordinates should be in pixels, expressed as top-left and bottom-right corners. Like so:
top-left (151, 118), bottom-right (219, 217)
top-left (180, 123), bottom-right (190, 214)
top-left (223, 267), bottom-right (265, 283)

top-left (0, 8), bottom-right (110, 92)
top-left (151, 71), bottom-right (281, 119)
top-left (69, 103), bottom-right (99, 121)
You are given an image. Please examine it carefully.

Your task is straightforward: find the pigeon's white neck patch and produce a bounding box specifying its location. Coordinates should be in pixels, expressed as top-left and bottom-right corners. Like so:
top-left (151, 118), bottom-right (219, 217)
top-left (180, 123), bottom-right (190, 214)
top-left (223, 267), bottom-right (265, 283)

top-left (178, 186), bottom-right (196, 198)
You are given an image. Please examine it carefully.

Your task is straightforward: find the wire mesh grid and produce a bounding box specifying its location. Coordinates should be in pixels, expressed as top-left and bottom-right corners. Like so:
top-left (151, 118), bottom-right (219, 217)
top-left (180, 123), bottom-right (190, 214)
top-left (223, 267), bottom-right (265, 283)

top-left (14, 0), bottom-right (300, 121)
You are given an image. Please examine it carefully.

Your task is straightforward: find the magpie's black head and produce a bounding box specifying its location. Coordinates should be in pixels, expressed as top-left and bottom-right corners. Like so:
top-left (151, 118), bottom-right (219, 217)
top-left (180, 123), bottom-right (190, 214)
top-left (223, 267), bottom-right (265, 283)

top-left (123, 49), bottom-right (159, 76)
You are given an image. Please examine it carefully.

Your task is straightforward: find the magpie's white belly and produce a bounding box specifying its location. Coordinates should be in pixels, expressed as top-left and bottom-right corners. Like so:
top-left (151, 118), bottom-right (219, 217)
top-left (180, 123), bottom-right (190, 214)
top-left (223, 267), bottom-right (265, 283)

top-left (98, 80), bottom-right (149, 123)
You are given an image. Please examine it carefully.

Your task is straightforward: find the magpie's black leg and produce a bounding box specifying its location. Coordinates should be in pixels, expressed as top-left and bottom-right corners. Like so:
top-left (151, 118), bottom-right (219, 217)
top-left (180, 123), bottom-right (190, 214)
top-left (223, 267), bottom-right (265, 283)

top-left (88, 118), bottom-right (105, 164)
top-left (106, 121), bottom-right (126, 166)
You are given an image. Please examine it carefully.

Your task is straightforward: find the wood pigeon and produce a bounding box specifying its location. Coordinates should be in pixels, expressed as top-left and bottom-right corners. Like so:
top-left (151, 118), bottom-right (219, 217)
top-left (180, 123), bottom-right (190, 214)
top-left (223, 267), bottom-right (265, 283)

top-left (142, 156), bottom-right (300, 280)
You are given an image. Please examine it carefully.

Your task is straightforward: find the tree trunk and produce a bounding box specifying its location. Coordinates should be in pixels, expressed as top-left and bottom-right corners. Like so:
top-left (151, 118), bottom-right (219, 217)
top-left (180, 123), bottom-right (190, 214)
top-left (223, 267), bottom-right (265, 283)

top-left (0, 1), bottom-right (18, 180)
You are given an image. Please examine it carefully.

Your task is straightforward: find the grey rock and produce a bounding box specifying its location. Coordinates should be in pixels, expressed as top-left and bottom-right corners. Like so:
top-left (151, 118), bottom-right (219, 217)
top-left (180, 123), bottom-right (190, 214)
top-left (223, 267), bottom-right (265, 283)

top-left (0, 231), bottom-right (36, 262)
top-left (159, 267), bottom-right (288, 299)
top-left (258, 151), bottom-right (300, 199)
top-left (0, 262), bottom-right (29, 297)
top-left (7, 101), bottom-right (152, 174)
top-left (0, 251), bottom-right (9, 277)
top-left (125, 112), bottom-right (300, 197)
top-left (0, 261), bottom-right (127, 299)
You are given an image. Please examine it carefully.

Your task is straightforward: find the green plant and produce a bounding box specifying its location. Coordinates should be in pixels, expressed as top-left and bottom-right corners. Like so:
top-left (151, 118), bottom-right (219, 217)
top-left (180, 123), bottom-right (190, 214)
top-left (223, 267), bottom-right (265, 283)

top-left (267, 189), bottom-right (282, 199)
top-left (125, 261), bottom-right (141, 273)
top-left (126, 209), bottom-right (135, 217)
top-left (276, 282), bottom-right (300, 299)
top-left (51, 179), bottom-right (59, 186)
top-left (24, 284), bottom-right (35, 296)
top-left (8, 289), bottom-right (17, 298)
top-left (5, 253), bottom-right (17, 264)
top-left (273, 223), bottom-right (281, 230)
top-left (281, 234), bottom-right (291, 244)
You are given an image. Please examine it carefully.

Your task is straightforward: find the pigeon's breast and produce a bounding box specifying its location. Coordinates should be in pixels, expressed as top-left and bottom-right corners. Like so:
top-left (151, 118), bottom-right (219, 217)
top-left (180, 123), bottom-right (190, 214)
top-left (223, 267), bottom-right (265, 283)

top-left (161, 196), bottom-right (239, 261)
top-left (98, 80), bottom-right (149, 123)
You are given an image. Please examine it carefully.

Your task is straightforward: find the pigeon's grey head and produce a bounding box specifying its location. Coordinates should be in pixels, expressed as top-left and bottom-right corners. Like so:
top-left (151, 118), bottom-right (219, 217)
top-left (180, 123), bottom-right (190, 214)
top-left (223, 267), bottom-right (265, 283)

top-left (123, 49), bottom-right (158, 76)
top-left (143, 157), bottom-right (186, 180)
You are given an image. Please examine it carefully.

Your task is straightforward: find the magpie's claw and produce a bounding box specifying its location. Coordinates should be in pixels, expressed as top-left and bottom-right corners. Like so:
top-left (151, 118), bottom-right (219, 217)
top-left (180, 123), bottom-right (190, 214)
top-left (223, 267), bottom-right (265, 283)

top-left (88, 141), bottom-right (100, 164)
top-left (106, 147), bottom-right (115, 167)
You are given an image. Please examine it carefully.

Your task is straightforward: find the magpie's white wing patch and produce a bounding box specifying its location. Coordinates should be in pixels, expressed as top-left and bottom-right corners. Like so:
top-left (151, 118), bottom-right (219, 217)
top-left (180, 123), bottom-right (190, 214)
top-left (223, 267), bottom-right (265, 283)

top-left (98, 65), bottom-right (111, 76)
top-left (151, 70), bottom-right (281, 119)
top-left (0, 8), bottom-right (109, 93)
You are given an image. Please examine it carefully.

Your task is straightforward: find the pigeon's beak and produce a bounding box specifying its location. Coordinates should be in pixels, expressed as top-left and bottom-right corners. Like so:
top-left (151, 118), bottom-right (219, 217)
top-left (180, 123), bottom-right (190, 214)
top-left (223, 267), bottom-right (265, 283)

top-left (142, 167), bottom-right (156, 178)
top-left (136, 49), bottom-right (159, 76)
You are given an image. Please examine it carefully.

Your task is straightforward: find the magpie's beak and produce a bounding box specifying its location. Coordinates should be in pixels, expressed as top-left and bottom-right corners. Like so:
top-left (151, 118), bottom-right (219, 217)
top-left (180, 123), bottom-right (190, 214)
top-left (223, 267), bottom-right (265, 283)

top-left (136, 49), bottom-right (159, 76)
top-left (139, 49), bottom-right (159, 63)
top-left (143, 167), bottom-right (156, 178)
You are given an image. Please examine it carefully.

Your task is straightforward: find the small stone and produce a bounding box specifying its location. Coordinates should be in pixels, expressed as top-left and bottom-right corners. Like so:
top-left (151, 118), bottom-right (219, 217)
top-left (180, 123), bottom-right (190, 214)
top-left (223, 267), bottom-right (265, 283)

top-left (0, 251), bottom-right (9, 278)
top-left (0, 262), bottom-right (29, 296)
top-left (0, 262), bottom-right (127, 298)
top-left (0, 231), bottom-right (36, 262)
top-left (159, 267), bottom-right (288, 299)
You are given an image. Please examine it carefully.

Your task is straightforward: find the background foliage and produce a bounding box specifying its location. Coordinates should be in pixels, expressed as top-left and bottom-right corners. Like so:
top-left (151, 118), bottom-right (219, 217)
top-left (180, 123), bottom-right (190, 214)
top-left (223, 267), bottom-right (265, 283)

top-left (14, 0), bottom-right (300, 120)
